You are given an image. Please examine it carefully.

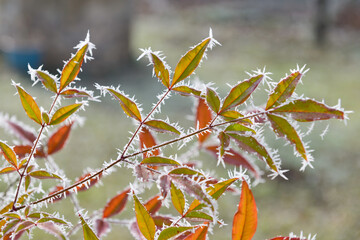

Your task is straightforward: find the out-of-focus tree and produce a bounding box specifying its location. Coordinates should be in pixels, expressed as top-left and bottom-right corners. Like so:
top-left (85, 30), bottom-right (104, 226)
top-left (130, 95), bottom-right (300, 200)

top-left (0, 0), bottom-right (133, 75)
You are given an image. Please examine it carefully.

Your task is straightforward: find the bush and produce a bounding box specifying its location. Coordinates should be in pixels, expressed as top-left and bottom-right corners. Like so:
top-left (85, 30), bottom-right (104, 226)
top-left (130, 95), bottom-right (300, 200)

top-left (0, 30), bottom-right (347, 240)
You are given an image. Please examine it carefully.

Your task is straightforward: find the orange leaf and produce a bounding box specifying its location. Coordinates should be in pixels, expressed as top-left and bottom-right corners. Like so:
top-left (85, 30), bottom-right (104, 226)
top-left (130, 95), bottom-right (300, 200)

top-left (232, 180), bottom-right (257, 240)
top-left (76, 172), bottom-right (103, 192)
top-left (144, 195), bottom-right (162, 215)
top-left (47, 123), bottom-right (73, 155)
top-left (183, 223), bottom-right (209, 240)
top-left (102, 188), bottom-right (130, 219)
top-left (139, 127), bottom-right (160, 158)
top-left (196, 98), bottom-right (212, 144)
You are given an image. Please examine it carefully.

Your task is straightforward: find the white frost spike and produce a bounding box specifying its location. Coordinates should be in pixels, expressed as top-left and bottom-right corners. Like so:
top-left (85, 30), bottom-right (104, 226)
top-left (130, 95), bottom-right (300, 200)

top-left (208, 27), bottom-right (221, 49)
top-left (74, 30), bottom-right (96, 63)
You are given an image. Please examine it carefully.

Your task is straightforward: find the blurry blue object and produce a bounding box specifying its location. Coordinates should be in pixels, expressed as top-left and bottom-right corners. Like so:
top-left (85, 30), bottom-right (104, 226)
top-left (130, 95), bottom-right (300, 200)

top-left (4, 49), bottom-right (42, 73)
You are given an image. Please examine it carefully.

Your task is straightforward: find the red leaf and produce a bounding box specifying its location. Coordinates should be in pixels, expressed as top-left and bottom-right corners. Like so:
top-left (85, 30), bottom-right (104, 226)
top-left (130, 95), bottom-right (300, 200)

top-left (76, 172), bottom-right (103, 192)
top-left (102, 188), bottom-right (131, 219)
top-left (144, 195), bottom-right (162, 215)
top-left (158, 174), bottom-right (171, 198)
top-left (6, 120), bottom-right (36, 144)
top-left (196, 98), bottom-right (212, 144)
top-left (268, 237), bottom-right (306, 240)
top-left (95, 218), bottom-right (110, 238)
top-left (13, 145), bottom-right (45, 159)
top-left (232, 180), bottom-right (257, 240)
top-left (139, 127), bottom-right (160, 158)
top-left (206, 146), bottom-right (260, 179)
top-left (47, 123), bottom-right (73, 155)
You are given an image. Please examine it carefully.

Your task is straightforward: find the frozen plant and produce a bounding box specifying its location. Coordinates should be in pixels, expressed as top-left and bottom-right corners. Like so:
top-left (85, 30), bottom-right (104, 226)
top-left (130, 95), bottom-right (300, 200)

top-left (0, 30), bottom-right (347, 240)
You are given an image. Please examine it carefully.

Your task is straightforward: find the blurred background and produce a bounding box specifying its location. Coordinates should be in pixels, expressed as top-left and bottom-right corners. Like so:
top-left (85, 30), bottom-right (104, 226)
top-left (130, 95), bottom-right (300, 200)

top-left (0, 0), bottom-right (359, 239)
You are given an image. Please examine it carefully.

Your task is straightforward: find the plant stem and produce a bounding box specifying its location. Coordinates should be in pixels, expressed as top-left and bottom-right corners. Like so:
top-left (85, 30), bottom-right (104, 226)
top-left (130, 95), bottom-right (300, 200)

top-left (16, 109), bottom-right (269, 210)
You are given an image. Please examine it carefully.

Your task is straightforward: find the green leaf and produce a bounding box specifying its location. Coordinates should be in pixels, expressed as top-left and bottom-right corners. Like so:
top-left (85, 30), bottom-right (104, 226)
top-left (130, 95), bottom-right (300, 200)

top-left (79, 214), bottom-right (99, 240)
top-left (2, 212), bottom-right (21, 220)
top-left (267, 113), bottom-right (307, 160)
top-left (60, 44), bottom-right (88, 91)
top-left (218, 132), bottom-right (230, 157)
top-left (206, 88), bottom-right (221, 113)
top-left (0, 141), bottom-right (18, 168)
top-left (42, 112), bottom-right (50, 124)
top-left (36, 71), bottom-right (58, 93)
top-left (37, 217), bottom-right (68, 225)
top-left (228, 133), bottom-right (278, 172)
top-left (270, 99), bottom-right (345, 122)
top-left (172, 86), bottom-right (201, 97)
top-left (151, 53), bottom-right (170, 88)
top-left (29, 170), bottom-right (62, 180)
top-left (25, 175), bottom-right (31, 191)
top-left (171, 38), bottom-right (211, 87)
top-left (220, 75), bottom-right (263, 113)
top-left (169, 167), bottom-right (203, 176)
top-left (61, 89), bottom-right (92, 98)
top-left (225, 124), bottom-right (256, 134)
top-left (158, 226), bottom-right (193, 240)
top-left (144, 120), bottom-right (180, 135)
top-left (49, 104), bottom-right (82, 125)
top-left (133, 194), bottom-right (156, 240)
top-left (141, 156), bottom-right (180, 166)
top-left (0, 166), bottom-right (17, 175)
top-left (185, 211), bottom-right (213, 222)
top-left (16, 86), bottom-right (42, 125)
top-left (107, 88), bottom-right (142, 121)
top-left (266, 72), bottom-right (302, 110)
top-left (170, 182), bottom-right (185, 215)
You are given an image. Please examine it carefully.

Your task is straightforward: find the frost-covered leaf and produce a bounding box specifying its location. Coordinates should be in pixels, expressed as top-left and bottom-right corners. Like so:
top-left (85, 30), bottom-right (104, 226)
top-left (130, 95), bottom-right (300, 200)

top-left (6, 120), bottom-right (36, 145)
top-left (232, 180), bottom-right (257, 240)
top-left (270, 99), bottom-right (344, 122)
top-left (2, 213), bottom-right (21, 220)
top-left (172, 86), bottom-right (201, 97)
top-left (267, 114), bottom-right (307, 160)
top-left (159, 174), bottom-right (171, 198)
top-left (37, 221), bottom-right (67, 240)
top-left (206, 88), bottom-right (221, 113)
top-left (37, 217), bottom-right (68, 225)
top-left (25, 175), bottom-right (31, 191)
top-left (139, 127), bottom-right (160, 158)
top-left (218, 132), bottom-right (230, 157)
top-left (185, 211), bottom-right (213, 222)
top-left (171, 38), bottom-right (210, 87)
top-left (187, 177), bottom-right (238, 213)
top-left (169, 167), bottom-right (203, 177)
top-left (133, 194), bottom-right (156, 240)
top-left (182, 224), bottom-right (208, 240)
top-left (79, 214), bottom-right (99, 240)
top-left (171, 175), bottom-right (212, 209)
top-left (144, 195), bottom-right (162, 215)
top-left (60, 44), bottom-right (88, 91)
top-left (16, 86), bottom-right (42, 125)
top-left (0, 141), bottom-right (18, 168)
top-left (144, 120), bottom-right (180, 135)
top-left (61, 89), bottom-right (92, 98)
top-left (158, 226), bottom-right (193, 240)
top-left (29, 170), bottom-right (62, 180)
top-left (268, 237), bottom-right (307, 240)
top-left (266, 71), bottom-right (302, 110)
top-left (102, 188), bottom-right (130, 219)
top-left (170, 182), bottom-right (185, 215)
top-left (152, 216), bottom-right (172, 228)
top-left (107, 88), bottom-right (142, 121)
top-left (95, 219), bottom-right (110, 238)
top-left (220, 75), bottom-right (263, 113)
top-left (76, 172), bottom-right (103, 192)
top-left (141, 156), bottom-right (180, 167)
top-left (225, 124), bottom-right (255, 134)
top-left (49, 104), bottom-right (82, 125)
top-left (47, 123), bottom-right (73, 155)
top-left (206, 146), bottom-right (260, 179)
top-left (151, 53), bottom-right (170, 88)
top-left (36, 71), bottom-right (58, 93)
top-left (196, 98), bottom-right (212, 144)
top-left (13, 145), bottom-right (45, 159)
top-left (228, 133), bottom-right (279, 173)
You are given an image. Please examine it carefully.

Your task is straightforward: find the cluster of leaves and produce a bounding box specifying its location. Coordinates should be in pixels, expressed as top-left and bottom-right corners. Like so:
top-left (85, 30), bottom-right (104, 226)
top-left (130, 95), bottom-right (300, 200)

top-left (0, 30), bottom-right (346, 240)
